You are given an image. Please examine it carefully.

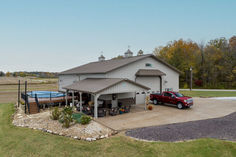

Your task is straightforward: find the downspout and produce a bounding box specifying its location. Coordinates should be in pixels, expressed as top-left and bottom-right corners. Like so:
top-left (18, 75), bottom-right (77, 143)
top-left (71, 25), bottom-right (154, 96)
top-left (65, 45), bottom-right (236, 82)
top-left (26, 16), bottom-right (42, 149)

top-left (159, 76), bottom-right (162, 93)
top-left (134, 76), bottom-right (137, 104)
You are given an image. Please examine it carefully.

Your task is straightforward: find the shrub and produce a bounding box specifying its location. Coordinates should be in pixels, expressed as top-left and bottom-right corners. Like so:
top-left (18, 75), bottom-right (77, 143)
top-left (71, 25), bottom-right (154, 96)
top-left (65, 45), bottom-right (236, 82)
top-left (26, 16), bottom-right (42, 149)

top-left (20, 100), bottom-right (25, 105)
top-left (147, 105), bottom-right (153, 110)
top-left (63, 114), bottom-right (73, 128)
top-left (50, 107), bottom-right (61, 120)
top-left (194, 80), bottom-right (203, 87)
top-left (80, 115), bottom-right (91, 125)
top-left (183, 83), bottom-right (188, 89)
top-left (59, 107), bottom-right (73, 128)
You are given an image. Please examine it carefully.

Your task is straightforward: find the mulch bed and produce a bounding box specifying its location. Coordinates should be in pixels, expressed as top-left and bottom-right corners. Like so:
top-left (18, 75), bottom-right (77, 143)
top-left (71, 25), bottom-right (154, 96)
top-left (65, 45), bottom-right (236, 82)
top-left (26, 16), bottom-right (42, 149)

top-left (126, 112), bottom-right (236, 142)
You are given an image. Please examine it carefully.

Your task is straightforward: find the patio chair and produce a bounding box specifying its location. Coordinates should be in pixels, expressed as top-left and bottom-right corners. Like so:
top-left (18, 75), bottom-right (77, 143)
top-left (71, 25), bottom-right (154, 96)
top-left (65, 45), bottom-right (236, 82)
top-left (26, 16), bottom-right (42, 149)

top-left (124, 105), bottom-right (131, 113)
top-left (98, 108), bottom-right (106, 117)
top-left (109, 107), bottom-right (119, 116)
top-left (81, 106), bottom-right (92, 115)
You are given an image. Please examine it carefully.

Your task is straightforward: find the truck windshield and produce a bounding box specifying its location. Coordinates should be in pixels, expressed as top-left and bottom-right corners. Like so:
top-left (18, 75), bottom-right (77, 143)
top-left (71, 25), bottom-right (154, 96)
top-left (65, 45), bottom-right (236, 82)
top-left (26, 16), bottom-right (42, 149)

top-left (175, 93), bottom-right (184, 97)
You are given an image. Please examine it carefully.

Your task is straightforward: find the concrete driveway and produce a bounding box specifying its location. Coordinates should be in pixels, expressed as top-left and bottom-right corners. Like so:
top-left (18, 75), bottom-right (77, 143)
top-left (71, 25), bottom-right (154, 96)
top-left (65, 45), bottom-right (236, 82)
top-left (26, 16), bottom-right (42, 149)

top-left (96, 98), bottom-right (236, 131)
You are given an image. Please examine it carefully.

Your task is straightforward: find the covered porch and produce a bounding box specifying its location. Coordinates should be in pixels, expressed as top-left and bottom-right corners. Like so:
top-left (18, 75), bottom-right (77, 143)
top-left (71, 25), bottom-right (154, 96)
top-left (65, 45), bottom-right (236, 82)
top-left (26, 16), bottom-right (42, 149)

top-left (63, 78), bottom-right (150, 118)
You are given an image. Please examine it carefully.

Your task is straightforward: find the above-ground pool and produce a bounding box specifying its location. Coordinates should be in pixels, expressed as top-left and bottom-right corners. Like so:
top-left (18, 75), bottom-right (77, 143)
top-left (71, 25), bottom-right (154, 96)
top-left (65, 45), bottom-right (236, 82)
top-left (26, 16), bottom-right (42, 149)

top-left (27, 91), bottom-right (65, 98)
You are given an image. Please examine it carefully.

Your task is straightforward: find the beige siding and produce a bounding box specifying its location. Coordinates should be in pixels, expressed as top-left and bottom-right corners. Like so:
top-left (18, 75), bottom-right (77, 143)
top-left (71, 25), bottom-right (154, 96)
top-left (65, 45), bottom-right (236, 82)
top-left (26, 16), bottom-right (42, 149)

top-left (59, 56), bottom-right (179, 106)
top-left (80, 74), bottom-right (106, 80)
top-left (99, 81), bottom-right (147, 95)
top-left (136, 76), bottom-right (160, 91)
top-left (59, 74), bottom-right (106, 92)
top-left (99, 93), bottom-right (135, 100)
top-left (58, 74), bottom-right (79, 92)
top-left (107, 57), bottom-right (179, 91)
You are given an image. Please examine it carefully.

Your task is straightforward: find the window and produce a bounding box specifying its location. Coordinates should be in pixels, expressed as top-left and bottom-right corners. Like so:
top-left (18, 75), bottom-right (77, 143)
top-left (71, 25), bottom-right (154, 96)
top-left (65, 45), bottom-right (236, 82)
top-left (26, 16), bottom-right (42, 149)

top-left (164, 93), bottom-right (171, 97)
top-left (145, 63), bottom-right (152, 67)
top-left (175, 93), bottom-right (184, 97)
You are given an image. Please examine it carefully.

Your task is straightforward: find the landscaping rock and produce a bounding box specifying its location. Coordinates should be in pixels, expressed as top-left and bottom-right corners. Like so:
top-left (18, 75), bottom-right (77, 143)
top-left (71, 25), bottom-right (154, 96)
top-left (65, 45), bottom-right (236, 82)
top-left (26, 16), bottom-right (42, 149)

top-left (47, 130), bottom-right (52, 133)
top-left (13, 108), bottom-right (114, 141)
top-left (86, 138), bottom-right (92, 142)
top-left (91, 138), bottom-right (96, 141)
top-left (59, 133), bottom-right (64, 136)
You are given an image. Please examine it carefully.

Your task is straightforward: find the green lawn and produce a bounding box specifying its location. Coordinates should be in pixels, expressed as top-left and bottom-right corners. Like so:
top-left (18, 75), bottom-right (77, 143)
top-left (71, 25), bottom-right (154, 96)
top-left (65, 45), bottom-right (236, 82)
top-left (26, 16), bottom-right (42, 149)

top-left (180, 90), bottom-right (236, 97)
top-left (0, 104), bottom-right (236, 157)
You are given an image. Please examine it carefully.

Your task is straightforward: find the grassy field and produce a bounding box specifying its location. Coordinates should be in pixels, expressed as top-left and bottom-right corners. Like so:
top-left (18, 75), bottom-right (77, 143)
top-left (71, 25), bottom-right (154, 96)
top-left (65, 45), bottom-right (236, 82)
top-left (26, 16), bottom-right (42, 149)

top-left (0, 77), bottom-right (58, 104)
top-left (0, 76), bottom-right (58, 85)
top-left (0, 103), bottom-right (236, 157)
top-left (0, 77), bottom-right (236, 156)
top-left (180, 90), bottom-right (236, 97)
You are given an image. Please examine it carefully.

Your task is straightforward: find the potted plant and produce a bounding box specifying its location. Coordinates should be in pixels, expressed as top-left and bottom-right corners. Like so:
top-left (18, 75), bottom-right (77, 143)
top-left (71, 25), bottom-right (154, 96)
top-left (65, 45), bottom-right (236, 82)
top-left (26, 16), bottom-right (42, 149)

top-left (147, 105), bottom-right (153, 110)
top-left (119, 108), bottom-right (125, 114)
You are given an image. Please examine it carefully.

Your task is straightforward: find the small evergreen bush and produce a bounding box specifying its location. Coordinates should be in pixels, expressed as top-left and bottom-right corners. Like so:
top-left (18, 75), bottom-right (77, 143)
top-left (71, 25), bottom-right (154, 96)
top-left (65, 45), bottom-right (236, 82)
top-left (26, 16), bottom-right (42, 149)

top-left (59, 107), bottom-right (73, 128)
top-left (80, 115), bottom-right (91, 125)
top-left (20, 100), bottom-right (25, 105)
top-left (50, 107), bottom-right (61, 120)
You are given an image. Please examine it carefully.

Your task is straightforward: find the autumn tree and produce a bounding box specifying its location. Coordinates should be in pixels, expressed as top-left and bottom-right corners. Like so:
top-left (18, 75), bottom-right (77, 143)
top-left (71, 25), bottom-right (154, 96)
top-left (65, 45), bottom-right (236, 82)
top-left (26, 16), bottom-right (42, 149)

top-left (6, 72), bottom-right (11, 77)
top-left (154, 39), bottom-right (200, 87)
top-left (154, 36), bottom-right (236, 88)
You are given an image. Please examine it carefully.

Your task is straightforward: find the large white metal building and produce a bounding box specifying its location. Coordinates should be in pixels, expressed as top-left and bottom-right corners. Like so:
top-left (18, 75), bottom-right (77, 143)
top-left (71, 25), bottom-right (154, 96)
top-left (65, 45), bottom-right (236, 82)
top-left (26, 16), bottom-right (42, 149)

top-left (59, 50), bottom-right (181, 118)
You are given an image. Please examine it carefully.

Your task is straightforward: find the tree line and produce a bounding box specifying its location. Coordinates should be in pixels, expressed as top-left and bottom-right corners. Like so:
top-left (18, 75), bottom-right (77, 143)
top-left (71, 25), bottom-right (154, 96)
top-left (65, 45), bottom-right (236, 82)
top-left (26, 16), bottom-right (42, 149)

top-left (154, 36), bottom-right (236, 89)
top-left (0, 71), bottom-right (58, 78)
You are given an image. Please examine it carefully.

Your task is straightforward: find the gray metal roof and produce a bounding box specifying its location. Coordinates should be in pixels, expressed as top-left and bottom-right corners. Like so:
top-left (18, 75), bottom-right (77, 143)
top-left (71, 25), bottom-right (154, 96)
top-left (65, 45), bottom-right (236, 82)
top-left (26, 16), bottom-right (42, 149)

top-left (136, 69), bottom-right (166, 77)
top-left (63, 78), bottom-right (150, 94)
top-left (60, 54), bottom-right (181, 75)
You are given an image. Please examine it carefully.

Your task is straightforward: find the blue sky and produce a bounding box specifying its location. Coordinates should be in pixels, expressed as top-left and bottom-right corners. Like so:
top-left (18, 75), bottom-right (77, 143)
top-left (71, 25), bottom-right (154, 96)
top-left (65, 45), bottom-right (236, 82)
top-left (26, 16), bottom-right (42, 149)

top-left (0, 0), bottom-right (235, 72)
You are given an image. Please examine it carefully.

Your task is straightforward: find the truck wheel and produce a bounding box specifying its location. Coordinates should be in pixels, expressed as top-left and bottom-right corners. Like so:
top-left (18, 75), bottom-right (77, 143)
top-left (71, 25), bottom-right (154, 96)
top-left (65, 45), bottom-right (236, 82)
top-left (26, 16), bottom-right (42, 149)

top-left (177, 102), bottom-right (183, 109)
top-left (153, 99), bottom-right (158, 105)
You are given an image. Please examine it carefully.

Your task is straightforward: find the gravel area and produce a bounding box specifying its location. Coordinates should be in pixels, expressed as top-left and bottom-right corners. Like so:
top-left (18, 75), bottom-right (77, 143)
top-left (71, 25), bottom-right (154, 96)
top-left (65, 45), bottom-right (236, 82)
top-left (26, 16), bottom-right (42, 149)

top-left (13, 106), bottom-right (115, 141)
top-left (126, 112), bottom-right (236, 142)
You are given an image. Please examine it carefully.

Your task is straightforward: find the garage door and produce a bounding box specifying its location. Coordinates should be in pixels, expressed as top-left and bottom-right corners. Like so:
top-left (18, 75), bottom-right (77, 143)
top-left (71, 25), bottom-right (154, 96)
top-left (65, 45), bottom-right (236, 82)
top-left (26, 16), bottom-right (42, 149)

top-left (135, 77), bottom-right (160, 105)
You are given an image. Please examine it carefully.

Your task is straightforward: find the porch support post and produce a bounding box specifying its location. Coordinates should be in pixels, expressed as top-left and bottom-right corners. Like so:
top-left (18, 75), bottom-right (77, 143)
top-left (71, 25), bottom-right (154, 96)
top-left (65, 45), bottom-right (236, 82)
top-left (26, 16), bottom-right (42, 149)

top-left (79, 92), bottom-right (82, 112)
top-left (66, 90), bottom-right (68, 106)
top-left (72, 91), bottom-right (74, 107)
top-left (159, 76), bottom-right (163, 93)
top-left (145, 91), bottom-right (149, 110)
top-left (94, 94), bottom-right (100, 119)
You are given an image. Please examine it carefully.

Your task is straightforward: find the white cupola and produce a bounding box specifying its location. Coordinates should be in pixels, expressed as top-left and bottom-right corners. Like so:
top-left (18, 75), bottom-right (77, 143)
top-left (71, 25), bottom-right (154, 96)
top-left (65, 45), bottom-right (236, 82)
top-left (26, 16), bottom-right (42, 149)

top-left (124, 49), bottom-right (133, 58)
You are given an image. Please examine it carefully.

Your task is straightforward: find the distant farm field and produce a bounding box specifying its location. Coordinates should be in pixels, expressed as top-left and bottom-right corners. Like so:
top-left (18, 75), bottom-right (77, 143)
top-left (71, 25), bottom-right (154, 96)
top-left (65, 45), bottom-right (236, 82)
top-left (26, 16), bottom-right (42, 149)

top-left (0, 77), bottom-right (58, 104)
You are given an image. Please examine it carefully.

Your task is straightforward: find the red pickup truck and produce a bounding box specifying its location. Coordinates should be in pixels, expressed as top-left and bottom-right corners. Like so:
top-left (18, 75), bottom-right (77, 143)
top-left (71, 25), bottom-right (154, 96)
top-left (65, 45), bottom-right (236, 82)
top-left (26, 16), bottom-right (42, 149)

top-left (150, 91), bottom-right (193, 109)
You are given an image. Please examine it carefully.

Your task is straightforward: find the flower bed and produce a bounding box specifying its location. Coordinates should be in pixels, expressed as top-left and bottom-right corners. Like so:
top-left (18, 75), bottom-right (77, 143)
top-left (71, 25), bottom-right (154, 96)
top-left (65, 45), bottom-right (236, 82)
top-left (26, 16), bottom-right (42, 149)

top-left (12, 106), bottom-right (116, 141)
